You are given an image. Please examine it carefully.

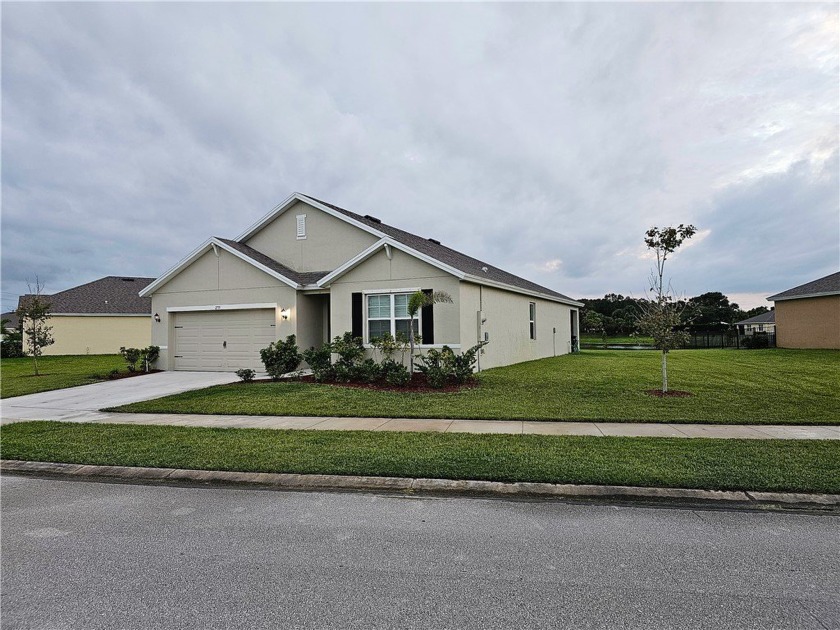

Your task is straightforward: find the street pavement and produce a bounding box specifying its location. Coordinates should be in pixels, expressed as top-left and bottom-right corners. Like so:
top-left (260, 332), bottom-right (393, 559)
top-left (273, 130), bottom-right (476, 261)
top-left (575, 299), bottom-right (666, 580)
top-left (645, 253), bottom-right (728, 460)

top-left (2, 476), bottom-right (838, 629)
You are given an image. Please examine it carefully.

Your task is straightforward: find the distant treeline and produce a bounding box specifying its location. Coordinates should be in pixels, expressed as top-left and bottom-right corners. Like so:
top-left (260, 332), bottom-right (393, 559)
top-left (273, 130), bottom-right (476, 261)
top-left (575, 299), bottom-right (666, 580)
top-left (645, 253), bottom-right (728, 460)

top-left (578, 292), bottom-right (771, 336)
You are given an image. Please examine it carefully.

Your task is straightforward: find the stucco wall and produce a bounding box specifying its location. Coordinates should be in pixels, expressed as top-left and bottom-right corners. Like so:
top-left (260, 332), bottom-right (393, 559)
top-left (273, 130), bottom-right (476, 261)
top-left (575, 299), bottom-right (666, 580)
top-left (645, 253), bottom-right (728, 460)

top-left (32, 316), bottom-right (151, 355)
top-left (329, 248), bottom-right (461, 352)
top-left (462, 283), bottom-right (576, 370)
top-left (244, 201), bottom-right (379, 273)
top-left (775, 295), bottom-right (840, 349)
top-left (150, 248), bottom-right (298, 369)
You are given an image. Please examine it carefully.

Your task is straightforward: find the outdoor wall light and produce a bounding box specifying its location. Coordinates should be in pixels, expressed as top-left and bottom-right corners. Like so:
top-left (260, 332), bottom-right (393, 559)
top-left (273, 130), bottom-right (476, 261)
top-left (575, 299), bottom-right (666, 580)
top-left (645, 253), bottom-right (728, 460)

top-left (154, 313), bottom-right (161, 323)
top-left (280, 308), bottom-right (290, 321)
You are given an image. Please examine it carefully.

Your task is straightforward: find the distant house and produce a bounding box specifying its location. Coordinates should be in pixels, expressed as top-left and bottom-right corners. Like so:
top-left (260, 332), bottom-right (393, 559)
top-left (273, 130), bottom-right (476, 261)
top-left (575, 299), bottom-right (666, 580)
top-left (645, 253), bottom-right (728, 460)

top-left (735, 310), bottom-right (775, 336)
top-left (19, 276), bottom-right (154, 355)
top-left (767, 272), bottom-right (840, 350)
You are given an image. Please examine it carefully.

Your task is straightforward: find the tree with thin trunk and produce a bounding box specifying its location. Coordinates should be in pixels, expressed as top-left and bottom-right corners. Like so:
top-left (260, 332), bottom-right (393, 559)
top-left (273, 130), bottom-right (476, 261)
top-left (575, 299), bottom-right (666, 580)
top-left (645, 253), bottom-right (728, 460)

top-left (15, 278), bottom-right (54, 376)
top-left (407, 290), bottom-right (452, 373)
top-left (637, 225), bottom-right (696, 393)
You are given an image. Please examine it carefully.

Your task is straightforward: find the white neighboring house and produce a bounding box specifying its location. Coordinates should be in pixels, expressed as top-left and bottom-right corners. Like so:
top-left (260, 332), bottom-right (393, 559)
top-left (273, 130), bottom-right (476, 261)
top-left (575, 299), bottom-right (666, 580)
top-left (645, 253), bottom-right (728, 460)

top-left (141, 192), bottom-right (583, 372)
top-left (735, 310), bottom-right (775, 336)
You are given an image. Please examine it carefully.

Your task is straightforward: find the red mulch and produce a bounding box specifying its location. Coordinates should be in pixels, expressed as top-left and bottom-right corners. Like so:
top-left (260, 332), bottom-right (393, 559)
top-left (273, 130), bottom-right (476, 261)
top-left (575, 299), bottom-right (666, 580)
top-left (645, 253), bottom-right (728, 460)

top-left (645, 389), bottom-right (693, 398)
top-left (244, 373), bottom-right (477, 393)
top-left (105, 369), bottom-right (162, 381)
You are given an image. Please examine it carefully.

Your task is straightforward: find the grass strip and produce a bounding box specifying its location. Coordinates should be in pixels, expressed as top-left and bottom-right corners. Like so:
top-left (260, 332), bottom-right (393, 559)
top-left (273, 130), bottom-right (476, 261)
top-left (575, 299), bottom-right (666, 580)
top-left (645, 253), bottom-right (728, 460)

top-left (2, 421), bottom-right (838, 494)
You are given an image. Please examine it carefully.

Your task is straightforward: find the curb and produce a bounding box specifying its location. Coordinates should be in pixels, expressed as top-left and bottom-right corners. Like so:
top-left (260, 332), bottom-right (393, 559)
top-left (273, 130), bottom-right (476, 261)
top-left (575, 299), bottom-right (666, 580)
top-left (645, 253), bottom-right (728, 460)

top-left (2, 460), bottom-right (839, 511)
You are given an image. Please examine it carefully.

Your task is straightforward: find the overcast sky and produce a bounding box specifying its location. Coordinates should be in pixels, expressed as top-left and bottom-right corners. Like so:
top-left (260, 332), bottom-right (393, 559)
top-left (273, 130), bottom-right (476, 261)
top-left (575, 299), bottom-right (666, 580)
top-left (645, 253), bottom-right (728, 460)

top-left (2, 2), bottom-right (838, 312)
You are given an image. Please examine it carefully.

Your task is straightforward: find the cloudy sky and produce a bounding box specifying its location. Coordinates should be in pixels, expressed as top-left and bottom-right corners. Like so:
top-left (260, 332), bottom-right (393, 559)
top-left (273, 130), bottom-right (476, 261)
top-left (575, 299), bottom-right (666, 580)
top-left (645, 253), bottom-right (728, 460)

top-left (2, 2), bottom-right (838, 313)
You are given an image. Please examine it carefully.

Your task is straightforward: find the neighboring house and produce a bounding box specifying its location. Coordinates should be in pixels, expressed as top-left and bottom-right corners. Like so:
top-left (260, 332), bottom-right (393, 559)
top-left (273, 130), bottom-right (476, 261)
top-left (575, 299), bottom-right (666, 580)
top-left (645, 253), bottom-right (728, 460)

top-left (735, 310), bottom-right (775, 336)
top-left (767, 271), bottom-right (840, 350)
top-left (141, 192), bottom-right (583, 372)
top-left (1, 311), bottom-right (21, 336)
top-left (19, 276), bottom-right (154, 355)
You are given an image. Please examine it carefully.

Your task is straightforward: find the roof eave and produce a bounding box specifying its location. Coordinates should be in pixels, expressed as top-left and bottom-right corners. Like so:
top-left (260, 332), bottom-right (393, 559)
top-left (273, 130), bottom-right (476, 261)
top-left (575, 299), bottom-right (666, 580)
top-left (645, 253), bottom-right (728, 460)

top-left (461, 274), bottom-right (584, 307)
top-left (767, 291), bottom-right (840, 302)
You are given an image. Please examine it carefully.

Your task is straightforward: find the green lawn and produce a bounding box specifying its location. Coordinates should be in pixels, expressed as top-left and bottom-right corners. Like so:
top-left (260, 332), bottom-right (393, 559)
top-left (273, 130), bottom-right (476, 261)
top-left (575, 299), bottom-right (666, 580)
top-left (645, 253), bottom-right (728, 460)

top-left (112, 349), bottom-right (840, 425)
top-left (0, 355), bottom-right (125, 398)
top-left (2, 421), bottom-right (837, 493)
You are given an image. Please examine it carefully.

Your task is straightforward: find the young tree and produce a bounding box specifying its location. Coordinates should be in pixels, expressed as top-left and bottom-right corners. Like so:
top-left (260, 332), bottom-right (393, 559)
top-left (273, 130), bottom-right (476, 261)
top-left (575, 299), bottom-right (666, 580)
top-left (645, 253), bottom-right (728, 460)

top-left (637, 224), bottom-right (696, 393)
top-left (15, 279), bottom-right (55, 376)
top-left (406, 290), bottom-right (453, 373)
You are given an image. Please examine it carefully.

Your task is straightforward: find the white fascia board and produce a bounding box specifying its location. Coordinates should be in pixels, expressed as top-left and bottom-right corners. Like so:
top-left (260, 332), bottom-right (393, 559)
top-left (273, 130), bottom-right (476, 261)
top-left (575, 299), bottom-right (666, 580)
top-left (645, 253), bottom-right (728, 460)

top-left (167, 303), bottom-right (278, 313)
top-left (211, 239), bottom-right (299, 289)
top-left (50, 313), bottom-right (151, 317)
top-left (768, 291), bottom-right (840, 302)
top-left (140, 238), bottom-right (300, 297)
top-left (461, 274), bottom-right (584, 307)
top-left (317, 238), bottom-right (465, 288)
top-left (139, 238), bottom-right (216, 297)
top-left (235, 192), bottom-right (388, 243)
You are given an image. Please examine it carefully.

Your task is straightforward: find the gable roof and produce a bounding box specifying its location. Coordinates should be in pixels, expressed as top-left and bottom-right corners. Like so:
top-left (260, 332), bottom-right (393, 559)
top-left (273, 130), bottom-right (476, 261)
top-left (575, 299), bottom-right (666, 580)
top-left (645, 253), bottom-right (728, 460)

top-left (767, 271), bottom-right (840, 302)
top-left (215, 238), bottom-right (328, 286)
top-left (736, 311), bottom-right (775, 326)
top-left (235, 192), bottom-right (581, 306)
top-left (18, 277), bottom-right (154, 315)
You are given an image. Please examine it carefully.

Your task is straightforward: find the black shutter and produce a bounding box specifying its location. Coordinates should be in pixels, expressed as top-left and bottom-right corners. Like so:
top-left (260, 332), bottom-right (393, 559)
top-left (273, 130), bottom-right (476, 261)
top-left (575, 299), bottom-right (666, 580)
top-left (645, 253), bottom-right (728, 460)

top-left (421, 289), bottom-right (434, 345)
top-left (352, 292), bottom-right (363, 338)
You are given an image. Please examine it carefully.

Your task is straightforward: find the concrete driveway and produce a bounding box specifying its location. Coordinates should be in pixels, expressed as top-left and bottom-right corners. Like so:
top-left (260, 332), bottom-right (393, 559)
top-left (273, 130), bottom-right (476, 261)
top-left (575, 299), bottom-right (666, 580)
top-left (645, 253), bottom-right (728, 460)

top-left (0, 371), bottom-right (239, 422)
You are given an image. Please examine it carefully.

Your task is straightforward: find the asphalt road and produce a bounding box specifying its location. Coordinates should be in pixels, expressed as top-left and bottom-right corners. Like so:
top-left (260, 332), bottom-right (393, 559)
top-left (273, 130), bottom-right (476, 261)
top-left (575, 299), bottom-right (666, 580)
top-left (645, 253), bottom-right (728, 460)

top-left (2, 476), bottom-right (838, 629)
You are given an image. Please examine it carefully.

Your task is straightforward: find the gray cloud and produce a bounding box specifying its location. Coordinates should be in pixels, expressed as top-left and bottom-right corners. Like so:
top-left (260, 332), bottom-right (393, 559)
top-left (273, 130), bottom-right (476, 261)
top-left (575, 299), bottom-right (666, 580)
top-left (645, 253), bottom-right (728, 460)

top-left (2, 3), bottom-right (837, 312)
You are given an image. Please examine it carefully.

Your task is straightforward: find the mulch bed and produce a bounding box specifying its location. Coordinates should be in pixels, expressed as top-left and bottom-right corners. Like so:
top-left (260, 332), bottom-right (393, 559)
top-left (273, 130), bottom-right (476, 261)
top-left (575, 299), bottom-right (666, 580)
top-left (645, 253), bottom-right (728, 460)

top-left (645, 389), bottom-right (693, 398)
top-left (104, 370), bottom-right (162, 381)
top-left (243, 373), bottom-right (478, 394)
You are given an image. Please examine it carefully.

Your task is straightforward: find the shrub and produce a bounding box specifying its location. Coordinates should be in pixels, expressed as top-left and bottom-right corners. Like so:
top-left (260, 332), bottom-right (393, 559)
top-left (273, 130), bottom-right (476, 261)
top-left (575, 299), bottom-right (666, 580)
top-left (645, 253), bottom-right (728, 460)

top-left (1, 319), bottom-right (23, 358)
top-left (414, 348), bottom-right (450, 389)
top-left (107, 368), bottom-right (121, 379)
top-left (235, 368), bottom-right (255, 382)
top-left (302, 345), bottom-right (334, 382)
top-left (352, 358), bottom-right (382, 384)
top-left (449, 342), bottom-right (487, 384)
top-left (140, 346), bottom-right (160, 372)
top-left (742, 333), bottom-right (771, 349)
top-left (333, 363), bottom-right (355, 383)
top-left (331, 332), bottom-right (365, 368)
top-left (380, 359), bottom-right (410, 387)
top-left (260, 335), bottom-right (302, 380)
top-left (119, 347), bottom-right (142, 372)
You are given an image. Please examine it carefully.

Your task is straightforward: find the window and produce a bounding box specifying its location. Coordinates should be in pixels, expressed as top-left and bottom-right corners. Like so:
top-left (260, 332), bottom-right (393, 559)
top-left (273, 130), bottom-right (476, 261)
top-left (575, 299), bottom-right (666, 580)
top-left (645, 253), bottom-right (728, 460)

top-left (529, 302), bottom-right (536, 340)
top-left (367, 293), bottom-right (419, 341)
top-left (296, 214), bottom-right (306, 239)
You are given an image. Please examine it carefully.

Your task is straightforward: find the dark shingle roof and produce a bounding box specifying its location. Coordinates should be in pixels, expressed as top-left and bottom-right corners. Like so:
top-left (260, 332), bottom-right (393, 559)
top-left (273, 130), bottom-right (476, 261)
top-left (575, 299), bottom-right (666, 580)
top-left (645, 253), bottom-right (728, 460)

top-left (18, 277), bottom-right (154, 314)
top-left (299, 194), bottom-right (576, 302)
top-left (736, 311), bottom-right (775, 325)
top-left (2, 311), bottom-right (20, 329)
top-left (216, 238), bottom-right (329, 287)
top-left (768, 272), bottom-right (840, 301)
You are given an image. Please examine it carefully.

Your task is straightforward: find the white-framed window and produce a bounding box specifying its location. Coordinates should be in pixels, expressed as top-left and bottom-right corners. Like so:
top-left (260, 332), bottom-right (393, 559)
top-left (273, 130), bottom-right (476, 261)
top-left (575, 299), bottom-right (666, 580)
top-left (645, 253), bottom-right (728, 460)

top-left (529, 302), bottom-right (536, 340)
top-left (367, 293), bottom-right (420, 342)
top-left (296, 214), bottom-right (307, 239)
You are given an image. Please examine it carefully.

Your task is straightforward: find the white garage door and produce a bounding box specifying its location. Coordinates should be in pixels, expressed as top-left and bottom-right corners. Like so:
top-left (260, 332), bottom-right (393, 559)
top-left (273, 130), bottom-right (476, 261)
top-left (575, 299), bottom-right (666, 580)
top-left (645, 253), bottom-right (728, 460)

top-left (173, 309), bottom-right (276, 371)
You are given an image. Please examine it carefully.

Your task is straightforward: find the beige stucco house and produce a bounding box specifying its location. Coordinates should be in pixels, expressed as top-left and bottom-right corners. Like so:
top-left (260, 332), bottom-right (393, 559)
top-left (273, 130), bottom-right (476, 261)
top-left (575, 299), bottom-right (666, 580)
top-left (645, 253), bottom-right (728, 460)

top-left (767, 271), bottom-right (840, 350)
top-left (141, 193), bottom-right (582, 372)
top-left (20, 276), bottom-right (153, 355)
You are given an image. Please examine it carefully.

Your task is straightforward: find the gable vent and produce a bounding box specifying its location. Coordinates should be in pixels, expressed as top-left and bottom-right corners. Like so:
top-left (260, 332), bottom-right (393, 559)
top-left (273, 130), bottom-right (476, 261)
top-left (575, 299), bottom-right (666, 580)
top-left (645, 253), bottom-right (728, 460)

top-left (427, 238), bottom-right (440, 245)
top-left (363, 214), bottom-right (382, 224)
top-left (296, 214), bottom-right (307, 239)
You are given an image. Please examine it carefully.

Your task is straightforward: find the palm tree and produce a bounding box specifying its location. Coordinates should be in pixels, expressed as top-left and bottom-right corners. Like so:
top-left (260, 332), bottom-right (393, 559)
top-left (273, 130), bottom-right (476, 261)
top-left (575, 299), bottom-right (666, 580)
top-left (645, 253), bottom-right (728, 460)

top-left (407, 290), bottom-right (452, 373)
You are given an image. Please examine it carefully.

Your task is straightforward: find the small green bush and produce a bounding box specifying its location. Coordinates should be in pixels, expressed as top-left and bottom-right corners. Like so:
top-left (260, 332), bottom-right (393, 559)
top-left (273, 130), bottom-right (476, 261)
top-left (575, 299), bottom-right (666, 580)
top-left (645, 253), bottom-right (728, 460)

top-left (742, 333), bottom-right (771, 349)
top-left (331, 332), bottom-right (365, 368)
top-left (414, 348), bottom-right (449, 388)
top-left (260, 335), bottom-right (302, 380)
top-left (302, 345), bottom-right (334, 382)
top-left (449, 342), bottom-right (486, 384)
top-left (352, 358), bottom-right (382, 384)
top-left (119, 347), bottom-right (142, 372)
top-left (235, 368), bottom-right (256, 383)
top-left (380, 359), bottom-right (410, 387)
top-left (140, 346), bottom-right (160, 372)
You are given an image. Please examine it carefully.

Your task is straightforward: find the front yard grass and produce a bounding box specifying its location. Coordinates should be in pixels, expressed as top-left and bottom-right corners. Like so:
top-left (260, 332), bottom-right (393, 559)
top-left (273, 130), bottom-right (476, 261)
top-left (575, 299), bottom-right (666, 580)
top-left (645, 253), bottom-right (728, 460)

top-left (2, 421), bottom-right (837, 493)
top-left (1, 355), bottom-right (125, 398)
top-left (112, 349), bottom-right (840, 425)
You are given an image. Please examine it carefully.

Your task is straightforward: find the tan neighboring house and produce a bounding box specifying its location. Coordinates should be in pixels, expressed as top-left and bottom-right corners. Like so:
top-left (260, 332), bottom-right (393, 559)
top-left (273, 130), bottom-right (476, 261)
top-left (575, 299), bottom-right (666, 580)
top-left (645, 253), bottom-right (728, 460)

top-left (141, 192), bottom-right (583, 372)
top-left (767, 271), bottom-right (840, 350)
top-left (20, 276), bottom-right (153, 355)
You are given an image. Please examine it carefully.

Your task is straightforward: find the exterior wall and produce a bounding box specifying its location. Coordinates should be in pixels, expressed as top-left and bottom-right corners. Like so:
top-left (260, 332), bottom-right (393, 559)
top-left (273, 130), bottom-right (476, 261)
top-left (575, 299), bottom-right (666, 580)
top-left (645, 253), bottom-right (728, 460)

top-left (32, 316), bottom-right (150, 355)
top-left (330, 248), bottom-right (461, 354)
top-left (461, 282), bottom-right (576, 370)
top-left (775, 296), bottom-right (840, 349)
top-left (296, 293), bottom-right (329, 352)
top-left (150, 248), bottom-right (298, 369)
top-left (243, 201), bottom-right (379, 273)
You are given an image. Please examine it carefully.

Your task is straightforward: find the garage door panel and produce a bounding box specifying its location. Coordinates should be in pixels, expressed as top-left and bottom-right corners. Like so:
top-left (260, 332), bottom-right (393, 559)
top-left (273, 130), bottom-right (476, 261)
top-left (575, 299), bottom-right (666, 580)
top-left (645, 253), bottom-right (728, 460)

top-left (173, 309), bottom-right (276, 371)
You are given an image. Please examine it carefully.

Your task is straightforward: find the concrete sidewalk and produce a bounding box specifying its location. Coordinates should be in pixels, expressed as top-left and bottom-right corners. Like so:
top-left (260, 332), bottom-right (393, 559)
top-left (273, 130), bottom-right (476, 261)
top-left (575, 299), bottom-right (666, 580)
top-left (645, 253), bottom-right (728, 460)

top-left (2, 410), bottom-right (839, 439)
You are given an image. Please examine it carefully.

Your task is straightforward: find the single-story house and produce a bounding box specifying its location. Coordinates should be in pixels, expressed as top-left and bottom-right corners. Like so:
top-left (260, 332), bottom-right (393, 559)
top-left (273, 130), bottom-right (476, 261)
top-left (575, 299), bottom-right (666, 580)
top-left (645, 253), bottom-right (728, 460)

top-left (735, 310), bottom-right (775, 336)
top-left (141, 192), bottom-right (583, 372)
top-left (767, 271), bottom-right (840, 349)
top-left (20, 276), bottom-right (154, 355)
